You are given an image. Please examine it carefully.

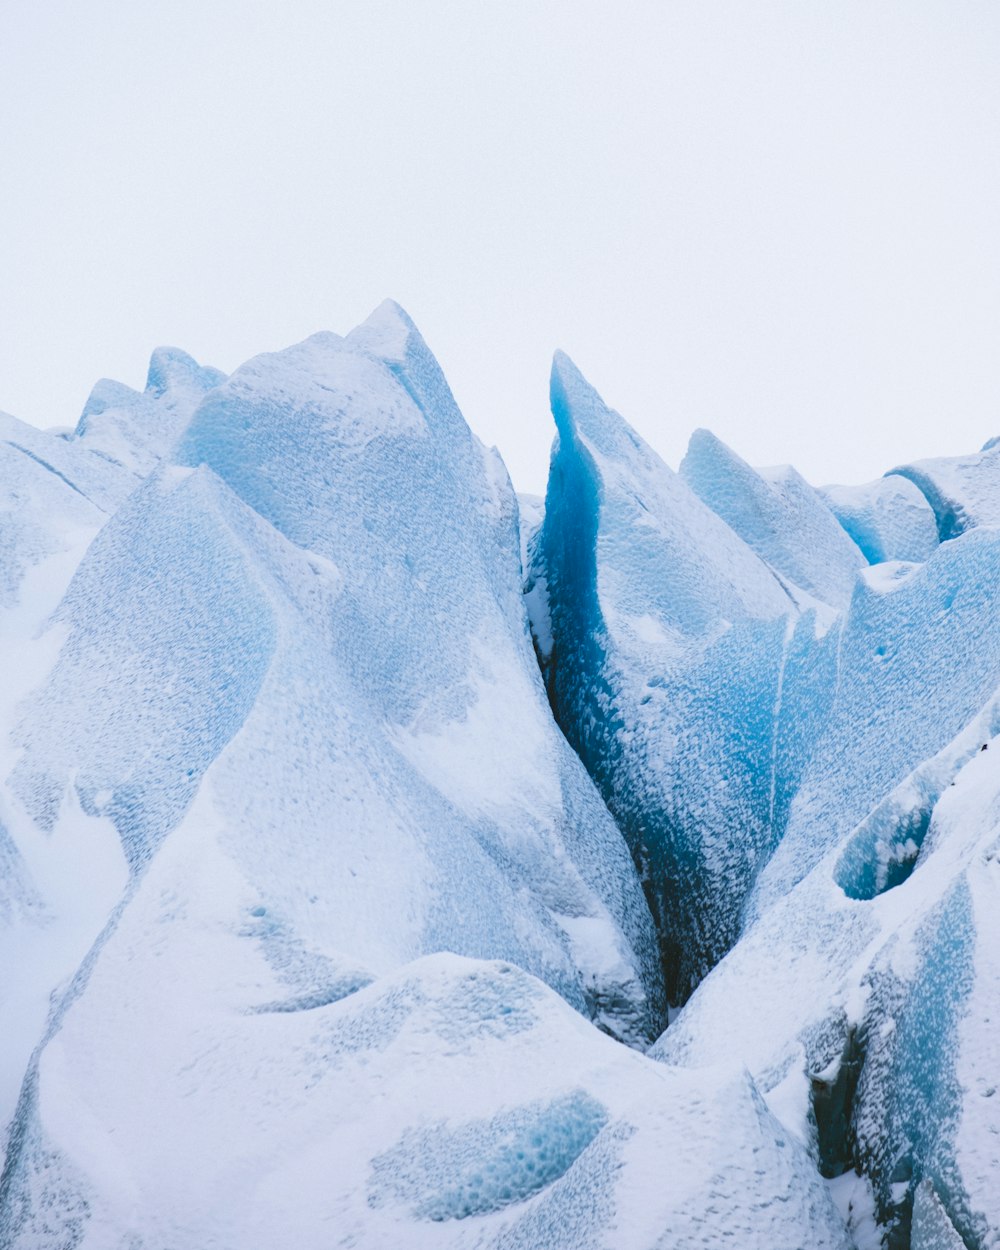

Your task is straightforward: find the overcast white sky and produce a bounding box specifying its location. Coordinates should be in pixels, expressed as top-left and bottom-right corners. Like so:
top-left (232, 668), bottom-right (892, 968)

top-left (2, 1), bottom-right (999, 494)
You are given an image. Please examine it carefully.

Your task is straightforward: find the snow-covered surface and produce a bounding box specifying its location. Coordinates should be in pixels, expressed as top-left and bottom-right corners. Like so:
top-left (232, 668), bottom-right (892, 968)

top-left (2, 302), bottom-right (999, 1248)
top-left (3, 952), bottom-right (848, 1249)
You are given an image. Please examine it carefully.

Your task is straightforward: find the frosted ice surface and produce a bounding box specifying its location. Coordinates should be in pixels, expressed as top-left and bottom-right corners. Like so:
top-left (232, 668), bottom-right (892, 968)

top-left (9, 305), bottom-right (661, 1045)
top-left (820, 475), bottom-right (939, 565)
top-left (74, 346), bottom-right (226, 477)
top-left (0, 346), bottom-right (224, 619)
top-left (754, 525), bottom-right (1000, 912)
top-left (368, 1089), bottom-right (609, 1220)
top-left (655, 682), bottom-right (1000, 1247)
top-left (889, 437), bottom-right (1000, 539)
top-left (174, 307), bottom-right (662, 1036)
top-left (911, 1181), bottom-right (968, 1250)
top-left (681, 428), bottom-right (865, 607)
top-left (0, 415), bottom-right (118, 613)
top-left (9, 468), bottom-right (278, 869)
top-left (6, 302), bottom-right (1000, 1249)
top-left (532, 351), bottom-right (834, 1003)
top-left (0, 952), bottom-right (850, 1249)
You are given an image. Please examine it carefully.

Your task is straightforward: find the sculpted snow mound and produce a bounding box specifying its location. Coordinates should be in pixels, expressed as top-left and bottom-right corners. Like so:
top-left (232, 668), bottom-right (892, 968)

top-left (0, 950), bottom-right (849, 1249)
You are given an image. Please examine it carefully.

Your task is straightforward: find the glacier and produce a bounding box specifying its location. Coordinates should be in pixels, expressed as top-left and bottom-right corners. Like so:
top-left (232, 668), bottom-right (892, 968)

top-left (0, 302), bottom-right (998, 1248)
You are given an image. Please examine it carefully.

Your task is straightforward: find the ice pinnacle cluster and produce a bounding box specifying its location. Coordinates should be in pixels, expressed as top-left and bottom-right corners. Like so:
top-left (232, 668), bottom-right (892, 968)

top-left (0, 302), bottom-right (997, 1249)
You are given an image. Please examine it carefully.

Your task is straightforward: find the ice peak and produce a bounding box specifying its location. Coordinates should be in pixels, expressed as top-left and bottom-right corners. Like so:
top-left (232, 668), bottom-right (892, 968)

top-left (145, 346), bottom-right (226, 397)
top-left (347, 298), bottom-right (422, 364)
top-left (549, 351), bottom-right (647, 468)
top-left (686, 426), bottom-right (727, 455)
top-left (79, 377), bottom-right (142, 423)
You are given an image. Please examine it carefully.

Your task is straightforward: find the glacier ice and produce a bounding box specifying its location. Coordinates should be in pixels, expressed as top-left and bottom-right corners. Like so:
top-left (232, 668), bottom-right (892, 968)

top-left (529, 351), bottom-right (843, 1004)
top-left (73, 346), bottom-right (226, 477)
top-left (680, 426), bottom-right (865, 608)
top-left (754, 527), bottom-right (1000, 913)
top-left (654, 675), bottom-right (1000, 1246)
top-left (819, 475), bottom-right (939, 566)
top-left (2, 301), bottom-right (1000, 1248)
top-left (889, 437), bottom-right (1000, 539)
top-left (0, 951), bottom-right (850, 1249)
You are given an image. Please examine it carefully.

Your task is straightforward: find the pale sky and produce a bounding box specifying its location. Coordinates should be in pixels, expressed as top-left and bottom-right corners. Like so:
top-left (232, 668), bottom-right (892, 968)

top-left (2, 1), bottom-right (999, 494)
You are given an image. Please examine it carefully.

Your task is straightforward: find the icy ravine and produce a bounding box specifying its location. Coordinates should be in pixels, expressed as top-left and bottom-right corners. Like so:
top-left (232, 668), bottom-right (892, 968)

top-left (528, 352), bottom-right (845, 1005)
top-left (528, 349), bottom-right (1000, 1246)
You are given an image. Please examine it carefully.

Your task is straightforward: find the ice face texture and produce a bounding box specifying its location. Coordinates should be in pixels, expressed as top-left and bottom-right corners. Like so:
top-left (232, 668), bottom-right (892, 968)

top-left (680, 427), bottom-right (865, 608)
top-left (0, 950), bottom-right (850, 1249)
top-left (753, 529), bottom-right (1000, 915)
top-left (819, 475), bottom-right (939, 565)
top-left (2, 302), bottom-right (999, 1248)
top-left (889, 437), bottom-right (1000, 539)
top-left (2, 306), bottom-right (662, 1081)
top-left (530, 352), bottom-right (832, 1004)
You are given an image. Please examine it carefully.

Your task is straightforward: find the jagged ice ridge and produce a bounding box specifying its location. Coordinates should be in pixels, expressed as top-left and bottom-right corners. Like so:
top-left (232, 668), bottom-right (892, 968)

top-left (0, 302), bottom-right (997, 1249)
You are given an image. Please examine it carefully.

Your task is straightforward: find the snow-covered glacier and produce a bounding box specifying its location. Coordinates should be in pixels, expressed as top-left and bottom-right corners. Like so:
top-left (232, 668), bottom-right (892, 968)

top-left (0, 303), bottom-right (997, 1248)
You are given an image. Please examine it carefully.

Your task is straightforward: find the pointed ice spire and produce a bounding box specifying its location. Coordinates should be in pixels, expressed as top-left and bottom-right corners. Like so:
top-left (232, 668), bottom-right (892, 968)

top-left (145, 346), bottom-right (226, 397)
top-left (680, 427), bottom-right (865, 608)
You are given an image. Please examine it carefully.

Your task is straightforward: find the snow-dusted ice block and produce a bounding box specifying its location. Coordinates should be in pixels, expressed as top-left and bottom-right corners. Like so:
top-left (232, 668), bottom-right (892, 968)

top-left (0, 947), bottom-right (850, 1249)
top-left (820, 475), bottom-right (939, 565)
top-left (0, 346), bottom-right (224, 619)
top-left (9, 303), bottom-right (660, 1037)
top-left (73, 346), bottom-right (226, 477)
top-left (0, 405), bottom-right (139, 618)
top-left (753, 528), bottom-right (1000, 913)
top-left (654, 679), bottom-right (1000, 1248)
top-left (911, 1181), bottom-right (968, 1250)
top-left (888, 436), bottom-right (1000, 540)
top-left (0, 433), bottom-right (104, 613)
top-left (9, 468), bottom-right (277, 869)
top-left (532, 352), bottom-right (813, 1002)
top-left (681, 427), bottom-right (865, 607)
